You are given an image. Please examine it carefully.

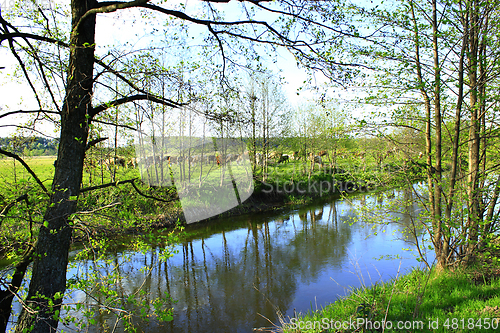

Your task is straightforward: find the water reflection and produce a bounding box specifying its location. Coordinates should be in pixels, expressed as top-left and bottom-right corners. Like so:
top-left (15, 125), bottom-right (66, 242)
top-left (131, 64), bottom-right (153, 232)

top-left (71, 190), bottom-right (424, 332)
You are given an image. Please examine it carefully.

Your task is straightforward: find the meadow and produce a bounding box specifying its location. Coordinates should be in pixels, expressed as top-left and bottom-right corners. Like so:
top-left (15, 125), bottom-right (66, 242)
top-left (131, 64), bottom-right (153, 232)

top-left (0, 148), bottom-right (420, 262)
top-left (2, 153), bottom-right (497, 333)
top-left (0, 156), bottom-right (56, 188)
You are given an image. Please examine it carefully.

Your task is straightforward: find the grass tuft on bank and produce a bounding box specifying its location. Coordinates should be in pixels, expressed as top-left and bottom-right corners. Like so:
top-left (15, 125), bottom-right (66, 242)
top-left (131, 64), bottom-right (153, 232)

top-left (282, 264), bottom-right (500, 332)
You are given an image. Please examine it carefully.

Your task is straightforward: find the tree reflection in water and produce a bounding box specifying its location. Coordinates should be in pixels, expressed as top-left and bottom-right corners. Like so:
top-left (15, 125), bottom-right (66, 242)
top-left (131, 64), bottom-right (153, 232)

top-left (68, 191), bottom-right (424, 333)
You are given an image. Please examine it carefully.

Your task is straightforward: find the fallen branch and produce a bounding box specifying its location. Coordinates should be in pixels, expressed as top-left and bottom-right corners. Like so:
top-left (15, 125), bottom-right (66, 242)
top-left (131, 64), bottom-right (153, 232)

top-left (75, 202), bottom-right (122, 214)
top-left (129, 180), bottom-right (178, 203)
top-left (80, 179), bottom-right (136, 193)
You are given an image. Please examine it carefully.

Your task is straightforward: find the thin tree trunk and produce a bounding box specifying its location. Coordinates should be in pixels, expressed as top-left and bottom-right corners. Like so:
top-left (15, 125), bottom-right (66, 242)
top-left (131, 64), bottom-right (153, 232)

top-left (0, 248), bottom-right (33, 332)
top-left (432, 0), bottom-right (445, 270)
top-left (465, 0), bottom-right (481, 264)
top-left (410, 0), bottom-right (439, 265)
top-left (478, 11), bottom-right (489, 247)
top-left (444, 1), bottom-right (468, 266)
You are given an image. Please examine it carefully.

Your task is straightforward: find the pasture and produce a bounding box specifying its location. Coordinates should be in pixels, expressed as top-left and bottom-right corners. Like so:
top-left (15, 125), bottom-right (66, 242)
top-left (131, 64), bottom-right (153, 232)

top-left (0, 155), bottom-right (139, 190)
top-left (0, 146), bottom-right (416, 197)
top-left (0, 156), bottom-right (56, 188)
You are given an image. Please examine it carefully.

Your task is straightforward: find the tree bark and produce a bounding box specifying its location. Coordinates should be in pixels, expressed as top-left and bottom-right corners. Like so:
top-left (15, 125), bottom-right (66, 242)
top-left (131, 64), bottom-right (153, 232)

top-left (409, 1), bottom-right (437, 262)
top-left (465, 0), bottom-right (481, 265)
top-left (444, 4), bottom-right (468, 266)
top-left (15, 0), bottom-right (96, 331)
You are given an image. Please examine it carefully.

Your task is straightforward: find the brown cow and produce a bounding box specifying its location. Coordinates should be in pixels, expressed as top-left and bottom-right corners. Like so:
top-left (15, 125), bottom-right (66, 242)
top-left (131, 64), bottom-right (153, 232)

top-left (268, 151), bottom-right (282, 160)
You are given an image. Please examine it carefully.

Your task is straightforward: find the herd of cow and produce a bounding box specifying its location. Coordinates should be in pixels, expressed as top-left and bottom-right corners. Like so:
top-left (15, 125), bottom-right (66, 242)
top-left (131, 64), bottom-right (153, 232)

top-left (84, 150), bottom-right (334, 171)
top-left (255, 150), bottom-right (329, 166)
top-left (137, 152), bottom-right (249, 168)
top-left (83, 148), bottom-right (427, 177)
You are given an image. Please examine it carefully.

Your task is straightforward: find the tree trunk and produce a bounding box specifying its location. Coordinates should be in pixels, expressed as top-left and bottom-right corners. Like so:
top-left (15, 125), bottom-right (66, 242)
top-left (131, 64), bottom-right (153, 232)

top-left (0, 249), bottom-right (33, 332)
top-left (465, 0), bottom-right (481, 264)
top-left (477, 9), bottom-right (489, 249)
top-left (431, 0), bottom-right (446, 270)
top-left (444, 5), bottom-right (468, 265)
top-left (15, 0), bottom-right (96, 331)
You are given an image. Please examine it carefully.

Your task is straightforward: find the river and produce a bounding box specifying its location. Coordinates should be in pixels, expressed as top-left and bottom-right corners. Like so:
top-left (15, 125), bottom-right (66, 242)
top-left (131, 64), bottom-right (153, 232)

top-left (8, 188), bottom-right (429, 332)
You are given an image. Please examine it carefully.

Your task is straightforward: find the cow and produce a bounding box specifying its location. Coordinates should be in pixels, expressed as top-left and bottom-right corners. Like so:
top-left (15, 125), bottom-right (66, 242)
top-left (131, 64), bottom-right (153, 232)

top-left (206, 155), bottom-right (217, 165)
top-left (318, 150), bottom-right (328, 157)
top-left (313, 155), bottom-right (323, 165)
top-left (103, 156), bottom-right (126, 168)
top-left (268, 151), bottom-right (282, 160)
top-left (277, 154), bottom-right (289, 164)
top-left (225, 153), bottom-right (239, 164)
top-left (114, 156), bottom-right (127, 167)
top-left (309, 154), bottom-right (323, 171)
top-left (236, 151), bottom-right (249, 165)
top-left (127, 157), bottom-right (138, 168)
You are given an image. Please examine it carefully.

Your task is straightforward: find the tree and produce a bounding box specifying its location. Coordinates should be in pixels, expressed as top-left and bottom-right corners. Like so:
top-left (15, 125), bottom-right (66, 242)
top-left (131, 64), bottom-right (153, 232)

top-left (348, 0), bottom-right (500, 270)
top-left (0, 0), bottom-right (360, 331)
top-left (240, 74), bottom-right (287, 178)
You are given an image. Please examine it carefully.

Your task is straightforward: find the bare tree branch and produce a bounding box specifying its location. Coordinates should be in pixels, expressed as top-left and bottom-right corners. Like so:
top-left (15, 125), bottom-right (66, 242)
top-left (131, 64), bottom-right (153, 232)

top-left (80, 178), bottom-right (137, 193)
top-left (73, 0), bottom-right (150, 38)
top-left (0, 109), bottom-right (60, 120)
top-left (92, 118), bottom-right (137, 131)
top-left (91, 94), bottom-right (183, 117)
top-left (80, 178), bottom-right (178, 203)
top-left (0, 32), bottom-right (68, 47)
top-left (0, 125), bottom-right (59, 139)
top-left (86, 137), bottom-right (108, 150)
top-left (1, 15), bottom-right (67, 111)
top-left (129, 180), bottom-right (178, 203)
top-left (0, 149), bottom-right (49, 194)
top-left (0, 194), bottom-right (29, 229)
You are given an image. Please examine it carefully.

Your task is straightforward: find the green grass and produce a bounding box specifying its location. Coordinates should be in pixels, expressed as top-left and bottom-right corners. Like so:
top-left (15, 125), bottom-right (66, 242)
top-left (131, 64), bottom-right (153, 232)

top-left (0, 156), bottom-right (55, 188)
top-left (0, 157), bottom-right (57, 257)
top-left (283, 265), bottom-right (500, 332)
top-left (0, 156), bottom-right (179, 257)
top-left (0, 153), bottom-right (417, 261)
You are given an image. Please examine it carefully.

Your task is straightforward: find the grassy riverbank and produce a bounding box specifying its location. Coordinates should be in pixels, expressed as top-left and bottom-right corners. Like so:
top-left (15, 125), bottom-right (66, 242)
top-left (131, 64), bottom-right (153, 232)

top-left (281, 262), bottom-right (500, 333)
top-left (0, 155), bottom-right (421, 257)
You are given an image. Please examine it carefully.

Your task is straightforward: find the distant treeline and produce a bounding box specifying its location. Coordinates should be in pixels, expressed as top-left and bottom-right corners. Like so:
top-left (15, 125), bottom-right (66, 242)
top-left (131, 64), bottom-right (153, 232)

top-left (0, 136), bottom-right (58, 156)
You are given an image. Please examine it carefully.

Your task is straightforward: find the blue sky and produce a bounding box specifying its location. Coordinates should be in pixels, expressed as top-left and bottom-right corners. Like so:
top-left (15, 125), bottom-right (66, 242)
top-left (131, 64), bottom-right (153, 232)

top-left (0, 0), bottom-right (339, 136)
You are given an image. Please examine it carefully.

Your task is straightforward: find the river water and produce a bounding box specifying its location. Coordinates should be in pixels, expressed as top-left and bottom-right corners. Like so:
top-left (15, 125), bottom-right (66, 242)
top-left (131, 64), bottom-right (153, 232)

top-left (8, 188), bottom-right (429, 332)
